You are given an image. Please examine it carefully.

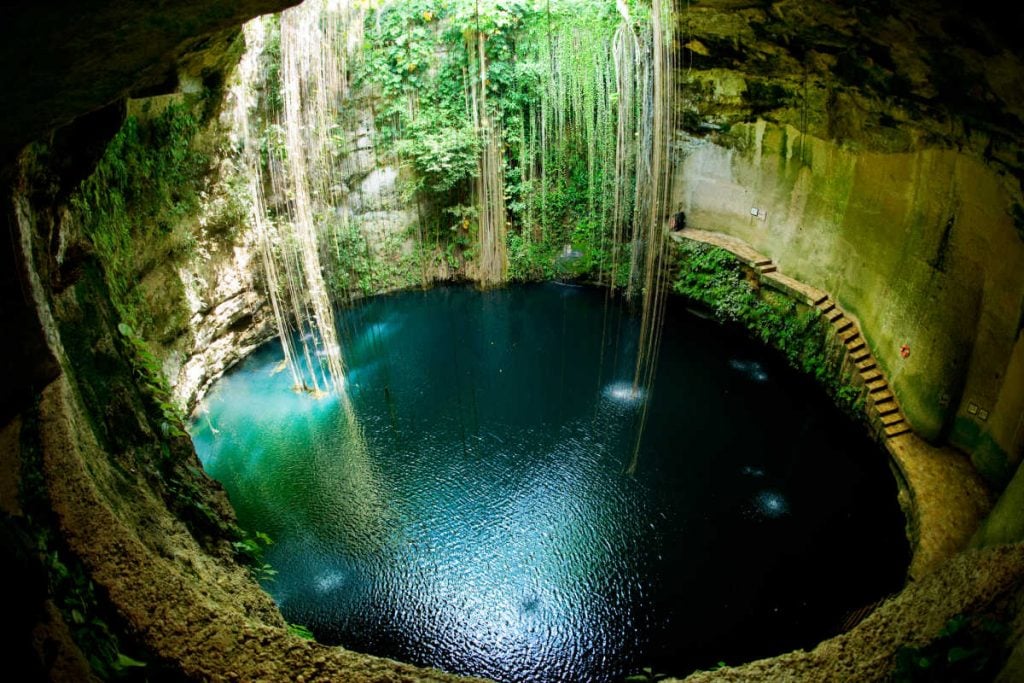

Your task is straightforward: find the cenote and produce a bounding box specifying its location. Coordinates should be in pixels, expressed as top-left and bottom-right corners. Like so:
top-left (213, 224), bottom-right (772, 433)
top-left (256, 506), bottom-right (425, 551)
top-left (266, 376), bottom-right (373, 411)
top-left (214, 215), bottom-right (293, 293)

top-left (191, 284), bottom-right (907, 681)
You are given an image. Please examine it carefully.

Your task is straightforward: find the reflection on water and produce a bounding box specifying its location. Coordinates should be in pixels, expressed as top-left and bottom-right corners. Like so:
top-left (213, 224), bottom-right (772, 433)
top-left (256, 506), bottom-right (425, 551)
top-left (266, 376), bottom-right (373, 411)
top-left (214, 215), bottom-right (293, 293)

top-left (728, 358), bottom-right (769, 383)
top-left (191, 284), bottom-right (907, 682)
top-left (602, 381), bottom-right (646, 408)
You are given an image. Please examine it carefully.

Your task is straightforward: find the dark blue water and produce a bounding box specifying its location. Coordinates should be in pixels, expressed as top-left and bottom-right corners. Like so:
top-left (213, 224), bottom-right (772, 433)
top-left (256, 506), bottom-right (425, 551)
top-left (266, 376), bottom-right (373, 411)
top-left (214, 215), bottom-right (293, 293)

top-left (191, 283), bottom-right (907, 682)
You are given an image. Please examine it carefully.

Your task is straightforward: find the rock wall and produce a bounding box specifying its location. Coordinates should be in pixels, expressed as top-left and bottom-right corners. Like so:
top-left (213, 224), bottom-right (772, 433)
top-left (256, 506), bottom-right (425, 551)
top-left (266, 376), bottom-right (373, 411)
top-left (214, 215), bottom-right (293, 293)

top-left (671, 0), bottom-right (1024, 488)
top-left (673, 124), bottom-right (1024, 482)
top-left (334, 110), bottom-right (419, 250)
top-left (156, 93), bottom-right (422, 411)
top-left (152, 144), bottom-right (277, 412)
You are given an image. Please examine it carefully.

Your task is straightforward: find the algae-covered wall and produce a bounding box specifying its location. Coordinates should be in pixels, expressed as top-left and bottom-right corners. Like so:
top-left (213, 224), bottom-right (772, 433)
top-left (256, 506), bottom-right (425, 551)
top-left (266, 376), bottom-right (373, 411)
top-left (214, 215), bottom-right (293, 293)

top-left (671, 0), bottom-right (1024, 487)
top-left (674, 124), bottom-right (1024, 483)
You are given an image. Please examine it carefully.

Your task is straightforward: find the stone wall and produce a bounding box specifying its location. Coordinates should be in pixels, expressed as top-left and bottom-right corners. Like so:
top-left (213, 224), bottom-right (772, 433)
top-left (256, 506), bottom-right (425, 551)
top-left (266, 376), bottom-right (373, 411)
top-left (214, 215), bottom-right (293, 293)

top-left (670, 0), bottom-right (1024, 488)
top-left (672, 123), bottom-right (1024, 484)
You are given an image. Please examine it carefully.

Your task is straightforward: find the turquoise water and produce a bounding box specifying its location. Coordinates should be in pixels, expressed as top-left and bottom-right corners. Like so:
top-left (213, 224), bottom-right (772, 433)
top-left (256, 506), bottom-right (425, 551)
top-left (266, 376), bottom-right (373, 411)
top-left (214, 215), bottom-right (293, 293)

top-left (191, 284), bottom-right (907, 682)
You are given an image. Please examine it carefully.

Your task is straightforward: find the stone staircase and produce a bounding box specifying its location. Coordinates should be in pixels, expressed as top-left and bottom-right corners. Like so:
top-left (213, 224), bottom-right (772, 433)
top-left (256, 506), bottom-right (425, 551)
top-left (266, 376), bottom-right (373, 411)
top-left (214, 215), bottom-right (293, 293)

top-left (814, 295), bottom-right (910, 438)
top-left (671, 228), bottom-right (911, 440)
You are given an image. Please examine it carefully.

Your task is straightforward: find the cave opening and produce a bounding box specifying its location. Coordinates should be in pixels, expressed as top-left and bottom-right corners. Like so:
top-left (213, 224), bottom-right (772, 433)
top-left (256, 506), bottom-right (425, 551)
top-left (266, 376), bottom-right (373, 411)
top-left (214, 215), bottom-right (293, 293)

top-left (3, 0), bottom-right (1024, 680)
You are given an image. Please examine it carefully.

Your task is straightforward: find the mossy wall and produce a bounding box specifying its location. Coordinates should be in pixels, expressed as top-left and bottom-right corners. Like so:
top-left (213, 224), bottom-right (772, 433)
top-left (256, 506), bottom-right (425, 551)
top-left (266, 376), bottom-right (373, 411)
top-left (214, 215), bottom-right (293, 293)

top-left (674, 122), bottom-right (1024, 485)
top-left (973, 460), bottom-right (1024, 547)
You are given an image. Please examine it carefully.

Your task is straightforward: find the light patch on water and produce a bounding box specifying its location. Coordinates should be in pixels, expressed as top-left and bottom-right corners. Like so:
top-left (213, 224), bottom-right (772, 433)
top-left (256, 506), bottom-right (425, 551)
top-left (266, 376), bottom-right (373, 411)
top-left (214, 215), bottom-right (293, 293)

top-left (314, 570), bottom-right (348, 594)
top-left (365, 320), bottom-right (396, 339)
top-left (351, 320), bottom-right (399, 356)
top-left (728, 359), bottom-right (769, 383)
top-left (602, 382), bottom-right (646, 407)
top-left (741, 465), bottom-right (766, 478)
top-left (752, 489), bottom-right (790, 519)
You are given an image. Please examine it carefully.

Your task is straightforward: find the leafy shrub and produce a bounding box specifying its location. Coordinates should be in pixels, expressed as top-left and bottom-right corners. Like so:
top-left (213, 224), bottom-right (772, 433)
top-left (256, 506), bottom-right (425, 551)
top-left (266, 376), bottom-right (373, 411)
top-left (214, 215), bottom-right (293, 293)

top-left (892, 614), bottom-right (1010, 682)
top-left (673, 242), bottom-right (860, 413)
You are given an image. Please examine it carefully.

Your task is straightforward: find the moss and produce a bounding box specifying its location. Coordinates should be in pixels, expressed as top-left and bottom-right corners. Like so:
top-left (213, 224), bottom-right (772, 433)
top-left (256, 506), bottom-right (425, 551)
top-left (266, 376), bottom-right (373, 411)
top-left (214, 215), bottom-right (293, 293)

top-left (17, 401), bottom-right (156, 680)
top-left (742, 80), bottom-right (791, 117)
top-left (972, 461), bottom-right (1024, 547)
top-left (57, 96), bottom-right (245, 550)
top-left (672, 242), bottom-right (861, 415)
top-left (69, 101), bottom-right (208, 334)
top-left (952, 417), bottom-right (1013, 489)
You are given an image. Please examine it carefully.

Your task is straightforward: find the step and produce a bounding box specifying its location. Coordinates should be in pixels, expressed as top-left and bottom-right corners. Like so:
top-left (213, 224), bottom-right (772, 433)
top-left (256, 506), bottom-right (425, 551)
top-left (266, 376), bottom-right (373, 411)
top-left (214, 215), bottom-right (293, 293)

top-left (813, 293), bottom-right (830, 306)
top-left (825, 308), bottom-right (844, 323)
top-left (833, 318), bottom-right (854, 334)
top-left (860, 368), bottom-right (882, 383)
top-left (851, 348), bottom-right (871, 362)
top-left (867, 379), bottom-right (888, 393)
top-left (885, 423), bottom-right (911, 438)
top-left (872, 389), bottom-right (894, 404)
top-left (838, 328), bottom-right (860, 344)
top-left (759, 265), bottom-right (778, 274)
top-left (875, 401), bottom-right (899, 416)
top-left (880, 412), bottom-right (904, 426)
top-left (753, 258), bottom-right (772, 267)
top-left (846, 338), bottom-right (866, 353)
top-left (856, 358), bottom-right (877, 372)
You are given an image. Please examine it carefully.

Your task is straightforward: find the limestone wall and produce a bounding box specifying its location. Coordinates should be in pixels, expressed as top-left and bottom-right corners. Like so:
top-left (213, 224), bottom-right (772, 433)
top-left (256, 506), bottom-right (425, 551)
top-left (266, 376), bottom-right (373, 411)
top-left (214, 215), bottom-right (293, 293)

top-left (673, 122), bottom-right (1024, 483)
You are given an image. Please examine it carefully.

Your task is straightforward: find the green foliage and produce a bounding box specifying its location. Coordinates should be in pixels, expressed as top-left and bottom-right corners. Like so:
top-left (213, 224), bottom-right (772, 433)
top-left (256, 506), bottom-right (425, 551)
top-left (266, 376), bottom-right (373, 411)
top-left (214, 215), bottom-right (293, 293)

top-left (245, 0), bottom-right (662, 287)
top-left (233, 529), bottom-right (279, 582)
top-left (624, 666), bottom-right (668, 682)
top-left (507, 232), bottom-right (558, 280)
top-left (116, 322), bottom-right (185, 439)
top-left (19, 410), bottom-right (151, 681)
top-left (288, 623), bottom-right (316, 640)
top-left (71, 103), bottom-right (208, 332)
top-left (396, 119), bottom-right (480, 194)
top-left (892, 614), bottom-right (1010, 682)
top-left (40, 541), bottom-right (148, 679)
top-left (349, 0), bottom-right (624, 280)
top-left (673, 242), bottom-right (860, 413)
top-left (325, 215), bottom-right (426, 298)
top-left (262, 15), bottom-right (285, 114)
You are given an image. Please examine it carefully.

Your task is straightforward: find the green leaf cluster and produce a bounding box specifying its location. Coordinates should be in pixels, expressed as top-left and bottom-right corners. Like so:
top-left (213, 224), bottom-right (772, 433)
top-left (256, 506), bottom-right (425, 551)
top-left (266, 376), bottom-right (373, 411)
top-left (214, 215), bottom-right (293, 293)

top-left (892, 613), bottom-right (1010, 681)
top-left (70, 103), bottom-right (207, 331)
top-left (233, 529), bottom-right (279, 582)
top-left (348, 0), bottom-right (626, 281)
top-left (396, 120), bottom-right (480, 194)
top-left (673, 242), bottom-right (861, 413)
top-left (39, 537), bottom-right (148, 679)
top-left (117, 322), bottom-right (185, 439)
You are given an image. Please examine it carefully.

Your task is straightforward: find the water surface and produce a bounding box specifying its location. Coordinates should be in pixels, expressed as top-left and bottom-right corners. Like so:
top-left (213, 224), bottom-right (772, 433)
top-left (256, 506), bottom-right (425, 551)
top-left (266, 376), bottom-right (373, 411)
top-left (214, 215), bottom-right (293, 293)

top-left (191, 284), bottom-right (907, 681)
